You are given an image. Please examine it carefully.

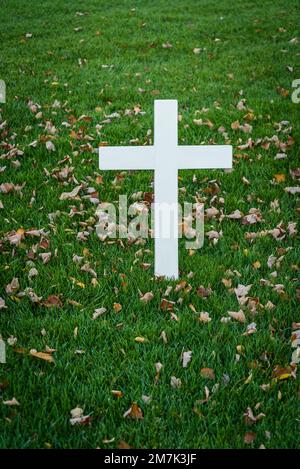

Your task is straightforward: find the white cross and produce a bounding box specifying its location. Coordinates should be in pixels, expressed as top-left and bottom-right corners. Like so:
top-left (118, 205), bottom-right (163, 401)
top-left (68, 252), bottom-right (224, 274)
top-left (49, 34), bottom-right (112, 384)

top-left (99, 100), bottom-right (232, 279)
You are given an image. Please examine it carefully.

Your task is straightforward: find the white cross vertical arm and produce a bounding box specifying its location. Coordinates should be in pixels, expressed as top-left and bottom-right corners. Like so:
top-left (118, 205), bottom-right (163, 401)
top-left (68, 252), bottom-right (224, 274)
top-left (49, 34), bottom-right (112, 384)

top-left (154, 100), bottom-right (179, 279)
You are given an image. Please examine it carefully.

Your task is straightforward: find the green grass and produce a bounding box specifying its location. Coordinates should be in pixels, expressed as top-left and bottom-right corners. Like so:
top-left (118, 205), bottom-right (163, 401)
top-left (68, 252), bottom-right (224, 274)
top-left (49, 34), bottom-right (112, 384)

top-left (0, 0), bottom-right (299, 449)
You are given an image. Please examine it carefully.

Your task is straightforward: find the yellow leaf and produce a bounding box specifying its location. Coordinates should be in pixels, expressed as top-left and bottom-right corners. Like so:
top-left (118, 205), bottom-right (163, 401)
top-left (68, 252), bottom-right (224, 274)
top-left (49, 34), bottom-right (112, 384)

top-left (10, 296), bottom-right (21, 302)
top-left (274, 173), bottom-right (286, 182)
top-left (69, 277), bottom-right (85, 288)
top-left (135, 337), bottom-right (147, 343)
top-left (272, 365), bottom-right (295, 380)
top-left (29, 349), bottom-right (55, 363)
top-left (67, 299), bottom-right (82, 307)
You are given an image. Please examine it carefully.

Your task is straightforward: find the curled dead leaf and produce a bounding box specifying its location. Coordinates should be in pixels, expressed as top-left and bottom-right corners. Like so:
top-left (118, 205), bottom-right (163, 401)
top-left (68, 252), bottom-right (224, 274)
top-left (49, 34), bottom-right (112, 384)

top-left (0, 297), bottom-right (7, 309)
top-left (182, 351), bottom-right (192, 368)
top-left (228, 310), bottom-right (246, 323)
top-left (160, 299), bottom-right (175, 311)
top-left (170, 376), bottom-right (182, 388)
top-left (140, 291), bottom-right (154, 303)
top-left (3, 397), bottom-right (20, 406)
top-left (197, 286), bottom-right (212, 298)
top-left (29, 349), bottom-right (55, 363)
top-left (272, 364), bottom-right (296, 380)
top-left (59, 185), bottom-right (82, 200)
top-left (92, 307), bottom-right (106, 319)
top-left (123, 402), bottom-right (143, 419)
top-left (44, 295), bottom-right (62, 308)
top-left (198, 312), bottom-right (212, 323)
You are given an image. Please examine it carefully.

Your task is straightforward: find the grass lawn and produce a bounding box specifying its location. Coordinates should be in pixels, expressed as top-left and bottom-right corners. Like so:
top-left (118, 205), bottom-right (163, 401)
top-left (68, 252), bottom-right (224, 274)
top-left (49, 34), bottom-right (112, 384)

top-left (0, 0), bottom-right (299, 449)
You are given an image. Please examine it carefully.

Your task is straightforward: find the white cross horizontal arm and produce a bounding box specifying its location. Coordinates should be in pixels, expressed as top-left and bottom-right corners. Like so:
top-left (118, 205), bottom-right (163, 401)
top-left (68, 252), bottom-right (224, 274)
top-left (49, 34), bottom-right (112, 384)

top-left (99, 146), bottom-right (155, 170)
top-left (177, 145), bottom-right (232, 169)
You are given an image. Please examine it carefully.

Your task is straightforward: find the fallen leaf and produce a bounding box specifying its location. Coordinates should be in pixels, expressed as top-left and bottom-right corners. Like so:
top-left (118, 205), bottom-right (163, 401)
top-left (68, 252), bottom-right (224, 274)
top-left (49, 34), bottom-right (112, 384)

top-left (39, 252), bottom-right (52, 264)
top-left (160, 330), bottom-right (168, 343)
top-left (44, 295), bottom-right (62, 308)
top-left (182, 351), bottom-right (192, 368)
top-left (228, 310), bottom-right (246, 323)
top-left (277, 86), bottom-right (289, 97)
top-left (291, 347), bottom-right (300, 364)
top-left (170, 376), bottom-right (182, 388)
top-left (5, 230), bottom-right (24, 246)
top-left (46, 141), bottom-right (56, 152)
top-left (160, 299), bottom-right (175, 311)
top-left (234, 284), bottom-right (252, 298)
top-left (102, 437), bottom-right (115, 444)
top-left (29, 349), bottom-right (55, 363)
top-left (231, 120), bottom-right (240, 130)
top-left (70, 414), bottom-right (92, 425)
top-left (123, 402), bottom-right (143, 419)
top-left (227, 210), bottom-right (243, 219)
top-left (140, 291), bottom-right (154, 303)
top-left (243, 407), bottom-right (265, 424)
top-left (70, 406), bottom-right (83, 419)
top-left (92, 307), bottom-right (106, 319)
top-left (69, 277), bottom-right (85, 288)
top-left (135, 336), bottom-right (147, 343)
top-left (200, 368), bottom-right (215, 380)
top-left (244, 432), bottom-right (256, 444)
top-left (198, 312), bottom-right (212, 323)
top-left (242, 322), bottom-right (257, 335)
top-left (142, 395), bottom-right (152, 404)
top-left (59, 185), bottom-right (82, 200)
top-left (174, 280), bottom-right (187, 292)
top-left (3, 397), bottom-right (20, 406)
top-left (5, 277), bottom-right (20, 295)
top-left (197, 286), bottom-right (212, 298)
top-left (222, 278), bottom-right (232, 288)
top-left (118, 440), bottom-right (131, 449)
top-left (0, 297), bottom-right (7, 309)
top-left (272, 365), bottom-right (295, 380)
top-left (28, 267), bottom-right (38, 280)
top-left (7, 336), bottom-right (17, 346)
top-left (284, 186), bottom-right (300, 194)
top-left (274, 173), bottom-right (286, 182)
top-left (0, 182), bottom-right (15, 194)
